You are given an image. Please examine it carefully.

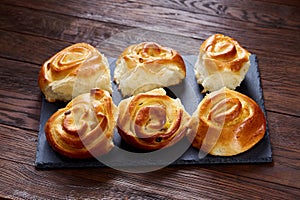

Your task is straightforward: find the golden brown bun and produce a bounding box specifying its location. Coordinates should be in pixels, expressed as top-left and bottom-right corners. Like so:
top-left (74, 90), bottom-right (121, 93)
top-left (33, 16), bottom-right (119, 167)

top-left (188, 87), bottom-right (266, 156)
top-left (45, 89), bottom-right (117, 159)
top-left (114, 42), bottom-right (186, 97)
top-left (194, 34), bottom-right (251, 92)
top-left (117, 88), bottom-right (190, 151)
top-left (38, 43), bottom-right (112, 102)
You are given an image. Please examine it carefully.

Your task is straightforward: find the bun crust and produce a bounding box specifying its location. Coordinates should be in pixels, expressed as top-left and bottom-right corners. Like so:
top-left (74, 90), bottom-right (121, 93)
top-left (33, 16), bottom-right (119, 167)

top-left (114, 42), bottom-right (186, 96)
top-left (117, 88), bottom-right (190, 150)
top-left (194, 34), bottom-right (251, 92)
top-left (38, 43), bottom-right (112, 102)
top-left (45, 89), bottom-right (117, 159)
top-left (188, 87), bottom-right (266, 156)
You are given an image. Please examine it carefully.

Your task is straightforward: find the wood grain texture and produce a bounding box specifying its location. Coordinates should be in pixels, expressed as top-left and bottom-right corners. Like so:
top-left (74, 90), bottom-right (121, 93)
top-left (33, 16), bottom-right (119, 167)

top-left (0, 0), bottom-right (299, 199)
top-left (3, 0), bottom-right (300, 29)
top-left (257, 0), bottom-right (300, 7)
top-left (0, 89), bottom-right (40, 131)
top-left (0, 4), bottom-right (131, 48)
top-left (1, 160), bottom-right (299, 199)
top-left (2, 0), bottom-right (299, 57)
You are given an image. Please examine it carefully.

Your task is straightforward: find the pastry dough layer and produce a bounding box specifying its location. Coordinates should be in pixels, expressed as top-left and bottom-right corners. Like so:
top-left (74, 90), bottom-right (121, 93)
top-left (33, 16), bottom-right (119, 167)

top-left (114, 42), bottom-right (186, 96)
top-left (39, 43), bottom-right (112, 102)
top-left (117, 88), bottom-right (190, 150)
top-left (194, 34), bottom-right (250, 92)
top-left (188, 87), bottom-right (266, 156)
top-left (45, 89), bottom-right (117, 159)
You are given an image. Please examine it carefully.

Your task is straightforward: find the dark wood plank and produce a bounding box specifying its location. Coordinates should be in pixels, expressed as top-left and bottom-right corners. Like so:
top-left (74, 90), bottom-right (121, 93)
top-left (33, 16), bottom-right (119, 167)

top-left (0, 4), bottom-right (131, 48)
top-left (257, 55), bottom-right (300, 86)
top-left (210, 148), bottom-right (300, 190)
top-left (0, 161), bottom-right (131, 199)
top-left (2, 0), bottom-right (299, 57)
top-left (267, 112), bottom-right (300, 150)
top-left (110, 0), bottom-right (300, 29)
top-left (0, 29), bottom-right (71, 64)
top-left (0, 124), bottom-right (37, 165)
top-left (0, 4), bottom-right (200, 57)
top-left (1, 3), bottom-right (300, 60)
top-left (0, 58), bottom-right (42, 131)
top-left (3, 0), bottom-right (299, 29)
top-left (0, 158), bottom-right (299, 199)
top-left (262, 79), bottom-right (300, 116)
top-left (0, 89), bottom-right (40, 131)
top-left (0, 59), bottom-right (40, 95)
top-left (256, 0), bottom-right (300, 7)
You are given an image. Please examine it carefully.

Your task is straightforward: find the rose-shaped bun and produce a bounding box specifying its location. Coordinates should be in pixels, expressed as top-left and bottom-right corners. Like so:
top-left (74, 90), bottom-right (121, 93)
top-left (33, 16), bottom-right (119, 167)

top-left (194, 34), bottom-right (251, 92)
top-left (45, 89), bottom-right (118, 159)
top-left (188, 87), bottom-right (266, 156)
top-left (38, 43), bottom-right (112, 102)
top-left (114, 42), bottom-right (186, 97)
top-left (117, 88), bottom-right (190, 151)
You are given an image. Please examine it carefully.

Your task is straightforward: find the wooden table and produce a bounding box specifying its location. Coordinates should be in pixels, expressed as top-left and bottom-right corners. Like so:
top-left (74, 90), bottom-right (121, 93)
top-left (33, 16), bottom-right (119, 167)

top-left (1, 0), bottom-right (299, 199)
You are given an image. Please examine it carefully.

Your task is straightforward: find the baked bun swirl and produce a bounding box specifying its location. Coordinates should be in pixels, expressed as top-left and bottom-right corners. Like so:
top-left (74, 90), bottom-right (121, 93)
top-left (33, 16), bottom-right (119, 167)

top-left (114, 42), bottom-right (186, 97)
top-left (117, 88), bottom-right (190, 151)
top-left (188, 87), bottom-right (266, 156)
top-left (45, 89), bottom-right (117, 159)
top-left (38, 43), bottom-right (112, 102)
top-left (194, 34), bottom-right (251, 92)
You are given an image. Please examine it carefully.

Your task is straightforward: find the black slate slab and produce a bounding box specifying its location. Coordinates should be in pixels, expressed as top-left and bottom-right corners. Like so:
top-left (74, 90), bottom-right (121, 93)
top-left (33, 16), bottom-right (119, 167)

top-left (35, 55), bottom-right (272, 169)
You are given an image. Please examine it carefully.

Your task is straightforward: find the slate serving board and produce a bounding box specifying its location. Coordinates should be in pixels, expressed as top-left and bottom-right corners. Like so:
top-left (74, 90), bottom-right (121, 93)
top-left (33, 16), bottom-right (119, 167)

top-left (35, 55), bottom-right (272, 169)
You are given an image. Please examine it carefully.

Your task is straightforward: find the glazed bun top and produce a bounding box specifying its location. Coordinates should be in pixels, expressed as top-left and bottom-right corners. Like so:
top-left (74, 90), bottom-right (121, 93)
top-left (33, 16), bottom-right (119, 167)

top-left (114, 42), bottom-right (186, 97)
top-left (194, 34), bottom-right (251, 92)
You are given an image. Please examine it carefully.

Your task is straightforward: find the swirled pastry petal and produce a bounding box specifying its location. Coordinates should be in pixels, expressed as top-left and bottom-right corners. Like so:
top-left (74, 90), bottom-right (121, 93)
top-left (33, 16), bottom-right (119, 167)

top-left (117, 88), bottom-right (190, 150)
top-left (38, 43), bottom-right (112, 102)
top-left (188, 87), bottom-right (266, 156)
top-left (194, 34), bottom-right (251, 92)
top-left (45, 89), bottom-right (117, 159)
top-left (114, 42), bottom-right (186, 97)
